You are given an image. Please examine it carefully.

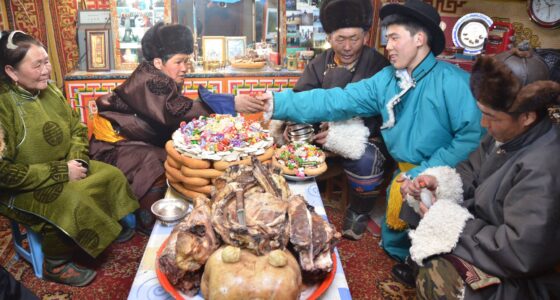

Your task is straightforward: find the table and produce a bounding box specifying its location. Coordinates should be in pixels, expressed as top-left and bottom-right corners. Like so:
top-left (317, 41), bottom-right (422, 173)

top-left (128, 180), bottom-right (351, 300)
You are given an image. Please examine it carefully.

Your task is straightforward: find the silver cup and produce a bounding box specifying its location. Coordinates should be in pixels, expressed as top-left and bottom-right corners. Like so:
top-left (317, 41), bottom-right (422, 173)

top-left (287, 123), bottom-right (314, 143)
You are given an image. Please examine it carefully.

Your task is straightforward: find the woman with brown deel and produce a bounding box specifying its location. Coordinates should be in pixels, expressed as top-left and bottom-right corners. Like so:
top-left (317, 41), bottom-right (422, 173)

top-left (89, 23), bottom-right (264, 235)
top-left (0, 31), bottom-right (139, 286)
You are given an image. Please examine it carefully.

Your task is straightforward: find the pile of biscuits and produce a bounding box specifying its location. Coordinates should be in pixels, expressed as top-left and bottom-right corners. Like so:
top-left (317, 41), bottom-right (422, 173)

top-left (164, 140), bottom-right (274, 199)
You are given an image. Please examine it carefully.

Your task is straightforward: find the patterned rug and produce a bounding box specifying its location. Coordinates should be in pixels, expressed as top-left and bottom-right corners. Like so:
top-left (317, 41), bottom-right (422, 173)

top-left (1, 206), bottom-right (415, 300)
top-left (0, 215), bottom-right (148, 300)
top-left (324, 206), bottom-right (417, 300)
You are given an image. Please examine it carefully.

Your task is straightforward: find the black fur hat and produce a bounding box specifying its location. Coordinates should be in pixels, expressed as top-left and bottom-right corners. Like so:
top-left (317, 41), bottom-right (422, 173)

top-left (320, 0), bottom-right (373, 34)
top-left (141, 22), bottom-right (194, 61)
top-left (470, 49), bottom-right (551, 112)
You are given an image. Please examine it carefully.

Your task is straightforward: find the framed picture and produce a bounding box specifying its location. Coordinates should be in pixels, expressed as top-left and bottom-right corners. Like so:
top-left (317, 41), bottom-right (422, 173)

top-left (225, 36), bottom-right (246, 62)
top-left (85, 29), bottom-right (111, 72)
top-left (110, 0), bottom-right (171, 70)
top-left (202, 36), bottom-right (226, 62)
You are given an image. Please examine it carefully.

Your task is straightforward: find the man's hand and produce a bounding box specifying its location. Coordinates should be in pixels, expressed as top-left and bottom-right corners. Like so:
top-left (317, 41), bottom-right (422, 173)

top-left (313, 130), bottom-right (328, 145)
top-left (410, 175), bottom-right (438, 217)
top-left (418, 201), bottom-right (429, 217)
top-left (282, 126), bottom-right (290, 143)
top-left (68, 160), bottom-right (87, 181)
top-left (396, 174), bottom-right (413, 199)
top-left (409, 175), bottom-right (438, 198)
top-left (234, 94), bottom-right (264, 113)
top-left (313, 123), bottom-right (330, 145)
top-left (256, 92), bottom-right (273, 113)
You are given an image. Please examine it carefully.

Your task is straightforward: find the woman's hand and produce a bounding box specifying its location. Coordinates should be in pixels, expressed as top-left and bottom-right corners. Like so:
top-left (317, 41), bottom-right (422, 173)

top-left (234, 94), bottom-right (265, 113)
top-left (68, 160), bottom-right (87, 181)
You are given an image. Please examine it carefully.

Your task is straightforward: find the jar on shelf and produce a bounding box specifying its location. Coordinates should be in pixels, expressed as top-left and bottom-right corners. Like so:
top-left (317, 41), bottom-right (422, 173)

top-left (287, 55), bottom-right (298, 71)
top-left (297, 58), bottom-right (305, 70)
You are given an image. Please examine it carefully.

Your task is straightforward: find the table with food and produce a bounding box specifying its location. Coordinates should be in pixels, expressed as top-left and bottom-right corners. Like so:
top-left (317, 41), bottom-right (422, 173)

top-left (127, 114), bottom-right (351, 300)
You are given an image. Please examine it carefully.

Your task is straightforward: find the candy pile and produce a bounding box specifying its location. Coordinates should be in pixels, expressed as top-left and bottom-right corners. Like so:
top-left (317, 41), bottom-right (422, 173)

top-left (173, 114), bottom-right (273, 161)
top-left (273, 142), bottom-right (327, 177)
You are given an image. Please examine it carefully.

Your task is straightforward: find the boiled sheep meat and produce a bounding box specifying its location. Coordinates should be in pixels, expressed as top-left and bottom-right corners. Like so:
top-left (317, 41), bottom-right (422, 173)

top-left (176, 196), bottom-right (221, 271)
top-left (288, 194), bottom-right (341, 279)
top-left (160, 155), bottom-right (340, 296)
top-left (212, 182), bottom-right (290, 255)
top-left (159, 196), bottom-right (221, 295)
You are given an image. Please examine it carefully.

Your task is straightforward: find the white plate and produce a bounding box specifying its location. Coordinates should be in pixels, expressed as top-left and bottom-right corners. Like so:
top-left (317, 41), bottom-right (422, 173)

top-left (283, 174), bottom-right (317, 182)
top-left (452, 13), bottom-right (493, 55)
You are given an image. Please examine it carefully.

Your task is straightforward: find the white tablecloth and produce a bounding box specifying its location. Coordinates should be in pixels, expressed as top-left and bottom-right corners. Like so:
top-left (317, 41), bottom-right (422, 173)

top-left (127, 180), bottom-right (351, 300)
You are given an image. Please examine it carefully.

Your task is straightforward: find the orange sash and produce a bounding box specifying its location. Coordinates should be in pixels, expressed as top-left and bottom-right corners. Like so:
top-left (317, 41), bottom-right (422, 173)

top-left (92, 114), bottom-right (124, 143)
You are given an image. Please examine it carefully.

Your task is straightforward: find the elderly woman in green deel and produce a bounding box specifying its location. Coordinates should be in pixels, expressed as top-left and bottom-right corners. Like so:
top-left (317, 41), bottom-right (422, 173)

top-left (0, 31), bottom-right (139, 287)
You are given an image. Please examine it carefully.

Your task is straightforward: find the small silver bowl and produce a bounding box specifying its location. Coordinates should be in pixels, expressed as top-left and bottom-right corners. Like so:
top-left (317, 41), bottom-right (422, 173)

top-left (151, 198), bottom-right (190, 226)
top-left (287, 123), bottom-right (314, 143)
top-left (287, 123), bottom-right (313, 133)
top-left (290, 133), bottom-right (314, 143)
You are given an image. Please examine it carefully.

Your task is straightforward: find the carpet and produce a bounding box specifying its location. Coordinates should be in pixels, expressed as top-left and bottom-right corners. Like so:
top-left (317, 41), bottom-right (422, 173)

top-left (324, 206), bottom-right (417, 300)
top-left (1, 206), bottom-right (415, 300)
top-left (0, 215), bottom-right (148, 300)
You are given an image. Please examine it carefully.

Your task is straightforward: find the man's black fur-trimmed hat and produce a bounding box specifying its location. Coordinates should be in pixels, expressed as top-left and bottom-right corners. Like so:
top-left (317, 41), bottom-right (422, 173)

top-left (380, 0), bottom-right (445, 55)
top-left (141, 22), bottom-right (194, 61)
top-left (470, 49), bottom-right (553, 113)
top-left (320, 0), bottom-right (373, 34)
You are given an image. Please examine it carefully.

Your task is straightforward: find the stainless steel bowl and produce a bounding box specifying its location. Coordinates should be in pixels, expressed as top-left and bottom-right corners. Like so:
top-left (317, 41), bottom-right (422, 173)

top-left (151, 198), bottom-right (190, 226)
top-left (287, 123), bottom-right (314, 143)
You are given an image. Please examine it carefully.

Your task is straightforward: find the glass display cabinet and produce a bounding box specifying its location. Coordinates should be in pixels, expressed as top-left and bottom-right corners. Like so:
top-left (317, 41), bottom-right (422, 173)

top-left (110, 0), bottom-right (172, 70)
top-left (174, 0), bottom-right (281, 69)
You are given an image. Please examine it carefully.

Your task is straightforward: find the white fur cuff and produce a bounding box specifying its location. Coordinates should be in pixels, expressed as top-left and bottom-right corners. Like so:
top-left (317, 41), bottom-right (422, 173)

top-left (409, 200), bottom-right (473, 265)
top-left (405, 166), bottom-right (464, 214)
top-left (422, 166), bottom-right (464, 204)
top-left (263, 91), bottom-right (274, 121)
top-left (323, 118), bottom-right (369, 160)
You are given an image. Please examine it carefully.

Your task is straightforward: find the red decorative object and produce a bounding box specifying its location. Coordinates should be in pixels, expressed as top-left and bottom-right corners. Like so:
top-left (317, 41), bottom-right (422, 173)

top-left (85, 0), bottom-right (111, 10)
top-left (485, 21), bottom-right (516, 55)
top-left (440, 16), bottom-right (460, 48)
top-left (155, 236), bottom-right (337, 300)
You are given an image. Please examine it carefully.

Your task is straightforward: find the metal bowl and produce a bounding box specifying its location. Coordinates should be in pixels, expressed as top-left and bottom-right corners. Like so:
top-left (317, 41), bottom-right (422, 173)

top-left (287, 123), bottom-right (313, 133)
top-left (287, 123), bottom-right (314, 143)
top-left (151, 198), bottom-right (190, 226)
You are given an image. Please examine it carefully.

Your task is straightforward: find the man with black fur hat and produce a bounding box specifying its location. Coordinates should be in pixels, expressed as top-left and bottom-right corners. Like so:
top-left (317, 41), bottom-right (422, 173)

top-left (402, 48), bottom-right (560, 299)
top-left (258, 0), bottom-right (484, 262)
top-left (90, 22), bottom-right (264, 234)
top-left (271, 0), bottom-right (390, 241)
